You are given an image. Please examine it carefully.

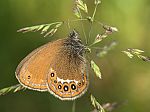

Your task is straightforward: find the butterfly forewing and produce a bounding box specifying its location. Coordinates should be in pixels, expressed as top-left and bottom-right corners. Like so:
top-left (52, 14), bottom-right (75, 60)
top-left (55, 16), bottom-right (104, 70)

top-left (15, 39), bottom-right (65, 91)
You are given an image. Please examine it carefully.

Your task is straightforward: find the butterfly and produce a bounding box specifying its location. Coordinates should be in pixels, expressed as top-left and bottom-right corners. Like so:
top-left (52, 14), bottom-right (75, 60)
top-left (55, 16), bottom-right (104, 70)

top-left (15, 30), bottom-right (89, 100)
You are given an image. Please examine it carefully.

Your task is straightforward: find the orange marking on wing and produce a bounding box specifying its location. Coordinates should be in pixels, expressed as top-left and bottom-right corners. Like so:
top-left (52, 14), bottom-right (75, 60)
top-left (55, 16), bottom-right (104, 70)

top-left (47, 69), bottom-right (88, 100)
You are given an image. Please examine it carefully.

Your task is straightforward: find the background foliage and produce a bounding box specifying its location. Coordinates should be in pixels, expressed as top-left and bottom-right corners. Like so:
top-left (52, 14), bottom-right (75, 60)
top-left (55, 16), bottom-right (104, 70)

top-left (0, 0), bottom-right (150, 112)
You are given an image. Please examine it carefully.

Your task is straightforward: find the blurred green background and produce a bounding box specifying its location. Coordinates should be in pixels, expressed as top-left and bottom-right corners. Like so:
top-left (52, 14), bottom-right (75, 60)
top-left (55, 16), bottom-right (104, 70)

top-left (0, 0), bottom-right (150, 112)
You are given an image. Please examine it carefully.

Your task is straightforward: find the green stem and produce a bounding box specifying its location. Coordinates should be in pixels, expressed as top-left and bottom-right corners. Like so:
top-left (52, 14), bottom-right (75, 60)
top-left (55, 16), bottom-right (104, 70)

top-left (87, 2), bottom-right (99, 46)
top-left (95, 20), bottom-right (104, 26)
top-left (92, 3), bottom-right (99, 21)
top-left (44, 21), bottom-right (64, 26)
top-left (88, 42), bottom-right (96, 47)
top-left (72, 100), bottom-right (76, 112)
top-left (30, 21), bottom-right (63, 27)
top-left (77, 8), bottom-right (88, 45)
top-left (70, 18), bottom-right (87, 22)
top-left (65, 19), bottom-right (88, 30)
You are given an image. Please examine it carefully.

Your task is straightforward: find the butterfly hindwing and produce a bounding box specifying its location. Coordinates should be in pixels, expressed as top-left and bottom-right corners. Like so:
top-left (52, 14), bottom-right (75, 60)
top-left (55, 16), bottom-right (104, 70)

top-left (47, 39), bottom-right (89, 100)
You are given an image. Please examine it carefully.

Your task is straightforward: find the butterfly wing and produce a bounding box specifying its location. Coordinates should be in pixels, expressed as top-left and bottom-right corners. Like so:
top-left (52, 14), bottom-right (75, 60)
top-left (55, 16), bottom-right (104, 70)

top-left (15, 39), bottom-right (65, 91)
top-left (16, 30), bottom-right (89, 100)
top-left (47, 42), bottom-right (89, 100)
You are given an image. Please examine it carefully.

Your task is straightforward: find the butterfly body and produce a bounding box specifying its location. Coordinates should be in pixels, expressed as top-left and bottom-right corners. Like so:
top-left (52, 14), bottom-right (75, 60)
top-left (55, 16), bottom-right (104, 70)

top-left (16, 30), bottom-right (89, 100)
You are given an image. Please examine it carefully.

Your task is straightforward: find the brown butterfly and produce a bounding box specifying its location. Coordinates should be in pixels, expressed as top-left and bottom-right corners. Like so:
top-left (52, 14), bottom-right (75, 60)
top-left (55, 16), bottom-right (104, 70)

top-left (15, 30), bottom-right (89, 100)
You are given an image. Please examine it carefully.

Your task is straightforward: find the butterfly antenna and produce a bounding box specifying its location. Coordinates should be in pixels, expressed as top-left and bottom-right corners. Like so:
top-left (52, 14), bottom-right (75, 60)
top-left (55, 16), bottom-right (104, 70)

top-left (88, 23), bottom-right (93, 46)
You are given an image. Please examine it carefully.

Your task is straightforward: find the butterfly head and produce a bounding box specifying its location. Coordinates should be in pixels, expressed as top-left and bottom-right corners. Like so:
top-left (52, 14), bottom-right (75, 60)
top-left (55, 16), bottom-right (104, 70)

top-left (69, 29), bottom-right (79, 39)
top-left (68, 29), bottom-right (85, 46)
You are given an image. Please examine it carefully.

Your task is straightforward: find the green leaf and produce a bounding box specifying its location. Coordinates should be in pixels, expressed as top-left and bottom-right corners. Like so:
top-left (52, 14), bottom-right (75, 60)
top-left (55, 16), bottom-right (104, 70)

top-left (103, 25), bottom-right (118, 34)
top-left (37, 25), bottom-right (44, 31)
top-left (75, 0), bottom-right (88, 13)
top-left (94, 34), bottom-right (103, 44)
top-left (91, 94), bottom-right (105, 112)
top-left (94, 34), bottom-right (108, 44)
top-left (41, 25), bottom-right (51, 34)
top-left (84, 4), bottom-right (88, 13)
top-left (90, 25), bottom-right (118, 46)
top-left (55, 22), bottom-right (63, 28)
top-left (131, 48), bottom-right (144, 53)
top-left (91, 60), bottom-right (102, 79)
top-left (128, 48), bottom-right (144, 55)
top-left (122, 51), bottom-right (134, 58)
top-left (17, 21), bottom-right (63, 37)
top-left (17, 25), bottom-right (45, 33)
top-left (91, 94), bottom-right (96, 108)
top-left (44, 28), bottom-right (57, 37)
top-left (73, 8), bottom-right (81, 18)
top-left (137, 55), bottom-right (150, 62)
top-left (123, 48), bottom-right (150, 62)
top-left (44, 22), bottom-right (62, 37)
top-left (0, 84), bottom-right (24, 96)
top-left (17, 27), bottom-right (32, 33)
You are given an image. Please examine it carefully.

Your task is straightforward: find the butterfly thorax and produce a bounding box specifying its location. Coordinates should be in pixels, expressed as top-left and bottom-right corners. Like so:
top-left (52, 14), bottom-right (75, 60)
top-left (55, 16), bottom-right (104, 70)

top-left (64, 30), bottom-right (85, 59)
